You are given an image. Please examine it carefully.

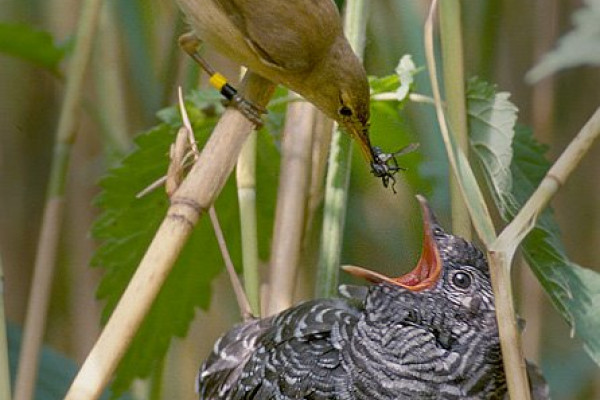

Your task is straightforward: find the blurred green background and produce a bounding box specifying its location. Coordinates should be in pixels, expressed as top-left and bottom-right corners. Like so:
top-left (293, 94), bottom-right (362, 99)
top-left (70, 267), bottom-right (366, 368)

top-left (1, 0), bottom-right (599, 399)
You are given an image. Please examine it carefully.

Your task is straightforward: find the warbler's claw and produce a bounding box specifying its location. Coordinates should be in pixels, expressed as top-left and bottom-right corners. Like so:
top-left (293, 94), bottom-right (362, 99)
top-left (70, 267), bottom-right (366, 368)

top-left (225, 94), bottom-right (266, 127)
top-left (178, 32), bottom-right (266, 128)
top-left (370, 143), bottom-right (419, 192)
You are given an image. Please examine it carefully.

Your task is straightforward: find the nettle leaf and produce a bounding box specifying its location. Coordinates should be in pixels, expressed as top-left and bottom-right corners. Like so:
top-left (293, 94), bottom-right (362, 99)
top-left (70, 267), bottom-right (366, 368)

top-left (467, 77), bottom-right (518, 215)
top-left (511, 127), bottom-right (600, 365)
top-left (0, 23), bottom-right (66, 75)
top-left (92, 90), bottom-right (279, 395)
top-left (470, 92), bottom-right (600, 368)
top-left (526, 0), bottom-right (600, 82)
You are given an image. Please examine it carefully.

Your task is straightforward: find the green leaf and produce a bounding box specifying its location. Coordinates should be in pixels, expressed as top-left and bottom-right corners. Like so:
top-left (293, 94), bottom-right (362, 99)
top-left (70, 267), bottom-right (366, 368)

top-left (367, 97), bottom-right (420, 178)
top-left (369, 74), bottom-right (401, 95)
top-left (0, 23), bottom-right (66, 75)
top-left (475, 121), bottom-right (600, 366)
top-left (92, 90), bottom-right (279, 395)
top-left (363, 71), bottom-right (427, 192)
top-left (448, 129), bottom-right (497, 245)
top-left (512, 127), bottom-right (600, 365)
top-left (526, 0), bottom-right (600, 83)
top-left (468, 78), bottom-right (600, 364)
top-left (369, 55), bottom-right (420, 102)
top-left (467, 77), bottom-right (518, 215)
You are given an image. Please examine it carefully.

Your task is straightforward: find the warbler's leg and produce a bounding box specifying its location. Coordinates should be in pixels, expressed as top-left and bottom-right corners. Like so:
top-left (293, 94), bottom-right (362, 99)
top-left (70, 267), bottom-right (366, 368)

top-left (178, 32), bottom-right (265, 126)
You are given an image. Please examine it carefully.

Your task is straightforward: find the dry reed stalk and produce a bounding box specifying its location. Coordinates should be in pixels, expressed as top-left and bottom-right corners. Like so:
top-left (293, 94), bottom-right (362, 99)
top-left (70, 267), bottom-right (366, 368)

top-left (65, 72), bottom-right (275, 400)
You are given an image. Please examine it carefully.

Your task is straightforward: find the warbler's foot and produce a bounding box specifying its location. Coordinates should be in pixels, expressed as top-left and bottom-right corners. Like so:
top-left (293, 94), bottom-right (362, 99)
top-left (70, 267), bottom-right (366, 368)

top-left (370, 143), bottom-right (419, 192)
top-left (179, 32), bottom-right (266, 127)
top-left (224, 92), bottom-right (266, 127)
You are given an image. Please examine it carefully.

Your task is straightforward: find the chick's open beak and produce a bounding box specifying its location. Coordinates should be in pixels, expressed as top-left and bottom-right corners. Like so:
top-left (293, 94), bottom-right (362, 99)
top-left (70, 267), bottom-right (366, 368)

top-left (342, 195), bottom-right (442, 292)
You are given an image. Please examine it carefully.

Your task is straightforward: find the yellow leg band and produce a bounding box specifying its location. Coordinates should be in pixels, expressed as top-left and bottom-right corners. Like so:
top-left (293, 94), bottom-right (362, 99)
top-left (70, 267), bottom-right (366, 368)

top-left (209, 73), bottom-right (228, 90)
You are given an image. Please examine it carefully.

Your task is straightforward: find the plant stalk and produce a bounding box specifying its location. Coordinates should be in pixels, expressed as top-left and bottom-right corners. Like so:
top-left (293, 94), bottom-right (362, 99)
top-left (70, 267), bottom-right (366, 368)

top-left (439, 0), bottom-right (471, 240)
top-left (303, 112), bottom-right (335, 266)
top-left (0, 255), bottom-right (10, 400)
top-left (14, 0), bottom-right (104, 399)
top-left (493, 106), bottom-right (600, 255)
top-left (177, 91), bottom-right (254, 320)
top-left (424, 1), bottom-right (530, 398)
top-left (64, 72), bottom-right (275, 400)
top-left (315, 0), bottom-right (369, 298)
top-left (95, 1), bottom-right (130, 158)
top-left (236, 132), bottom-right (261, 316)
top-left (487, 251), bottom-right (531, 399)
top-left (209, 207), bottom-right (254, 321)
top-left (266, 99), bottom-right (316, 315)
top-left (424, 0), bottom-right (496, 245)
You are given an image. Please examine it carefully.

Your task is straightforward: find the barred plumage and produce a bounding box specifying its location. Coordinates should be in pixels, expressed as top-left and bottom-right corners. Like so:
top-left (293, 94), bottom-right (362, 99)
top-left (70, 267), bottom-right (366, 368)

top-left (197, 197), bottom-right (548, 399)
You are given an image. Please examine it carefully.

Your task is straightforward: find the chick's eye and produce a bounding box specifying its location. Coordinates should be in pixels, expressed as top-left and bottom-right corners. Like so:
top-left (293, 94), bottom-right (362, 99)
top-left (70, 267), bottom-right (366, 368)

top-left (339, 105), bottom-right (353, 116)
top-left (452, 271), bottom-right (472, 289)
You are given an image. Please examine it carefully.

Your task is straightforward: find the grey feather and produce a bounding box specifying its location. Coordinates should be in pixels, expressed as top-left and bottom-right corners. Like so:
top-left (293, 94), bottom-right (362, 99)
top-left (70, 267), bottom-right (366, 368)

top-left (197, 217), bottom-right (549, 399)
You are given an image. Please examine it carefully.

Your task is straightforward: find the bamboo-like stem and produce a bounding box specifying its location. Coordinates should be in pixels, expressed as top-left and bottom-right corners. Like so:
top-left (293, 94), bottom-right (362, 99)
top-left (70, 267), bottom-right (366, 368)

top-left (486, 250), bottom-right (530, 399)
top-left (209, 207), bottom-right (254, 321)
top-left (427, 3), bottom-right (600, 398)
top-left (315, 129), bottom-right (351, 297)
top-left (15, 200), bottom-right (64, 400)
top-left (95, 2), bottom-right (130, 157)
top-left (160, 16), bottom-right (186, 105)
top-left (439, 0), bottom-right (471, 240)
top-left (373, 92), bottom-right (436, 104)
top-left (236, 132), bottom-right (261, 315)
top-left (14, 1), bottom-right (104, 399)
top-left (0, 256), bottom-right (11, 400)
top-left (266, 99), bottom-right (316, 316)
top-left (424, 1), bottom-right (529, 398)
top-left (423, 0), bottom-right (496, 246)
top-left (64, 72), bottom-right (275, 400)
top-left (315, 0), bottom-right (369, 298)
top-left (343, 0), bottom-right (368, 56)
top-left (518, 260), bottom-right (542, 362)
top-left (305, 112), bottom-right (335, 252)
top-left (178, 89), bottom-right (254, 320)
top-left (299, 112), bottom-right (334, 293)
top-left (65, 137), bottom-right (103, 363)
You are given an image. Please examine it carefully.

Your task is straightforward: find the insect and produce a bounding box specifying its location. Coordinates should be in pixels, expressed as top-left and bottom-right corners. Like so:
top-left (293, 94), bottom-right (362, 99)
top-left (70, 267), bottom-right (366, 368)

top-left (370, 143), bottom-right (419, 191)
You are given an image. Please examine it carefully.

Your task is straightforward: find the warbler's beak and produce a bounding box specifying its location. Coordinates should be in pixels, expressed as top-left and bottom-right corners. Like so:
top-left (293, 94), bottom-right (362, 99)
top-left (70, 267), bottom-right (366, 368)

top-left (344, 122), bottom-right (375, 163)
top-left (342, 195), bottom-right (442, 291)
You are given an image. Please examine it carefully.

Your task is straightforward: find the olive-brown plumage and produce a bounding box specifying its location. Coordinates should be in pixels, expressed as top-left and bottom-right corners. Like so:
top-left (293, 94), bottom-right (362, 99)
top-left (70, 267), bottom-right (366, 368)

top-left (176, 0), bottom-right (400, 184)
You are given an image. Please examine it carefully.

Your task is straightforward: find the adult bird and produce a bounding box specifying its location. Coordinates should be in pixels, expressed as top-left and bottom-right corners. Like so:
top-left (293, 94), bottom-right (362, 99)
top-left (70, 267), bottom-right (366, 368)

top-left (196, 196), bottom-right (548, 399)
top-left (175, 0), bottom-right (407, 187)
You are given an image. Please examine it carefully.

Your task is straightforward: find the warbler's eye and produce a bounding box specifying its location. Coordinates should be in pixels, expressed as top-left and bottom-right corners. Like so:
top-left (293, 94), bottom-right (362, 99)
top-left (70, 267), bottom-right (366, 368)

top-left (339, 105), bottom-right (353, 116)
top-left (451, 271), bottom-right (472, 289)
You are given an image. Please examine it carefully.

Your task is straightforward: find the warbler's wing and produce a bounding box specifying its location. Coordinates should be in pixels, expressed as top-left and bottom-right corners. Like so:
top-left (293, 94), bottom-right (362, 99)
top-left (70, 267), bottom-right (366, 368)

top-left (216, 0), bottom-right (341, 72)
top-left (197, 298), bottom-right (361, 400)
